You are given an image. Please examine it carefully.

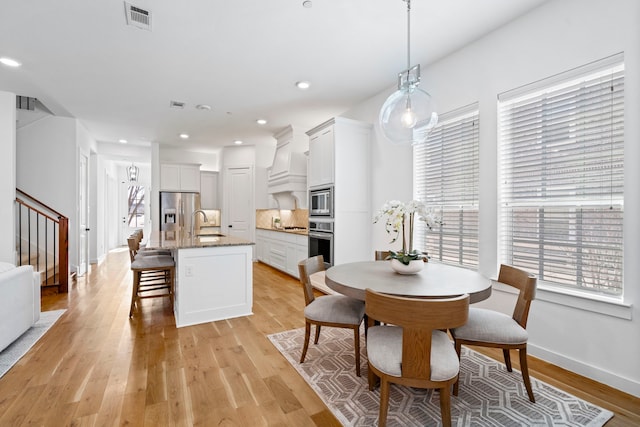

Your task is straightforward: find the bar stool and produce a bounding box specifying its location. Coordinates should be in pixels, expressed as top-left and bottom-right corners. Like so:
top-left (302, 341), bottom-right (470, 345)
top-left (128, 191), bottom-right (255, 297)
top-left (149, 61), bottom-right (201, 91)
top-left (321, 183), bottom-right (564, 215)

top-left (127, 237), bottom-right (175, 317)
top-left (130, 230), bottom-right (171, 257)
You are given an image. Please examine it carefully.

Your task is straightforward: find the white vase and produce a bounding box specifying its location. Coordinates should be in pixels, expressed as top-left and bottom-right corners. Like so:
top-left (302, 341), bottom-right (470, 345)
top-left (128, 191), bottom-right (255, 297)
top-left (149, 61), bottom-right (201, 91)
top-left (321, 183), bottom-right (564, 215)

top-left (390, 258), bottom-right (424, 275)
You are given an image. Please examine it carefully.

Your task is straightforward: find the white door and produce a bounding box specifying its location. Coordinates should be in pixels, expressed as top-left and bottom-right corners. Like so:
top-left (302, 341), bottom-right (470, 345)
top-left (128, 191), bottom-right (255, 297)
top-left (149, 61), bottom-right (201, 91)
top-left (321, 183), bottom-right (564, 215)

top-left (121, 181), bottom-right (146, 245)
top-left (78, 153), bottom-right (89, 276)
top-left (224, 166), bottom-right (253, 241)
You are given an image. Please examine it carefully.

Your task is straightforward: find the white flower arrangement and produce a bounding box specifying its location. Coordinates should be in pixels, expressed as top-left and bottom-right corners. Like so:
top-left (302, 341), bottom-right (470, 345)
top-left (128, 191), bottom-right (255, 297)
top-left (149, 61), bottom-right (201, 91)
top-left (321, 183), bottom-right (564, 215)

top-left (373, 199), bottom-right (441, 264)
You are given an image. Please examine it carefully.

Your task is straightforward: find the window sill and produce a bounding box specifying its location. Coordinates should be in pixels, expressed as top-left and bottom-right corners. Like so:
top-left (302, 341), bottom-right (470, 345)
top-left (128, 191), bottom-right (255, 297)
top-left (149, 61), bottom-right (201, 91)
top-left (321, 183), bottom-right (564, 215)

top-left (491, 281), bottom-right (632, 320)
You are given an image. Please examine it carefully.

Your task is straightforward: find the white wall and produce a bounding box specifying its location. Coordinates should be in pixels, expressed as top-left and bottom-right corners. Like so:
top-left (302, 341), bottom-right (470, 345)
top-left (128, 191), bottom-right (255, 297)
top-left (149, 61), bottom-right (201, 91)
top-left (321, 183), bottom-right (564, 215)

top-left (0, 91), bottom-right (16, 263)
top-left (16, 115), bottom-right (79, 272)
top-left (255, 138), bottom-right (277, 209)
top-left (345, 0), bottom-right (640, 397)
top-left (160, 147), bottom-right (220, 171)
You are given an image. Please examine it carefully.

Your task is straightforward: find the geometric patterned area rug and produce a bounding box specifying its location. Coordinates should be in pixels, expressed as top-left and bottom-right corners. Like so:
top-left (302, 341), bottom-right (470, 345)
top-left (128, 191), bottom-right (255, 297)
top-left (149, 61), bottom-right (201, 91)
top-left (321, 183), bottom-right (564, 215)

top-left (0, 309), bottom-right (66, 379)
top-left (268, 327), bottom-right (613, 427)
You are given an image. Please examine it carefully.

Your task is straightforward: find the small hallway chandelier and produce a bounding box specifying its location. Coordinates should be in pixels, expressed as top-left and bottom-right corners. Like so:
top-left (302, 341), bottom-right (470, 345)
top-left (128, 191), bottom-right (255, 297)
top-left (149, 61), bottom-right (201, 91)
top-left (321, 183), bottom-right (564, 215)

top-left (379, 0), bottom-right (438, 145)
top-left (127, 163), bottom-right (139, 182)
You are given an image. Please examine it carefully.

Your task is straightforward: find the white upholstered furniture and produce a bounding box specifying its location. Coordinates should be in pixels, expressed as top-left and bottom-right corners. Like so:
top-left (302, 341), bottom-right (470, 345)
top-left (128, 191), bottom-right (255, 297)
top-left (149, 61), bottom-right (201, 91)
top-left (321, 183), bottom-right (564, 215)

top-left (365, 289), bottom-right (470, 427)
top-left (298, 256), bottom-right (366, 376)
top-left (0, 262), bottom-right (41, 352)
top-left (450, 264), bottom-right (537, 402)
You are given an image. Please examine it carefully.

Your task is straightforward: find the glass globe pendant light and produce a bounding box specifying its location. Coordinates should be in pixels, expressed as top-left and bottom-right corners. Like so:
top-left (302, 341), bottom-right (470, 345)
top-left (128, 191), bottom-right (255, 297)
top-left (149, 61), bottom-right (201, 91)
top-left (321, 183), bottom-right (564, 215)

top-left (379, 0), bottom-right (438, 145)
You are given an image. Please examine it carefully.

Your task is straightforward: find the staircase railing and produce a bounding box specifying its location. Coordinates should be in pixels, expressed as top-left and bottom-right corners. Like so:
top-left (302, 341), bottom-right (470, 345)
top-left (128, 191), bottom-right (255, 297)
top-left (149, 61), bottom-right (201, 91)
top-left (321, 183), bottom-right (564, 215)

top-left (15, 189), bottom-right (69, 293)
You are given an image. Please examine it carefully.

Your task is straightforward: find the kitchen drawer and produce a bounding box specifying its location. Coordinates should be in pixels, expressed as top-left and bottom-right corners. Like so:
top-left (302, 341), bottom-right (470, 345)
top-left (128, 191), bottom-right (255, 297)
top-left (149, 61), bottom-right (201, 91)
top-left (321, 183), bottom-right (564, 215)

top-left (269, 242), bottom-right (286, 257)
top-left (270, 252), bottom-right (286, 271)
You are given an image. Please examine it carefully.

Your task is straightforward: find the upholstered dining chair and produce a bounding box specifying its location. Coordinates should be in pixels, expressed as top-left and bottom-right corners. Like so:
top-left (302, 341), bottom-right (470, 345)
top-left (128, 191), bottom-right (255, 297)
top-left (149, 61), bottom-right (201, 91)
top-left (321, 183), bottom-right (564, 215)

top-left (365, 289), bottom-right (469, 427)
top-left (450, 264), bottom-right (537, 402)
top-left (298, 255), bottom-right (366, 376)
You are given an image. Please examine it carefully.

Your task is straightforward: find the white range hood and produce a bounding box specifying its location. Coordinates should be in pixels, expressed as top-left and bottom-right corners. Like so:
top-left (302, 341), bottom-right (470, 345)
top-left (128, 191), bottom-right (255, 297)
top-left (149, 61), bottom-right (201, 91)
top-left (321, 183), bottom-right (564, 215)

top-left (267, 126), bottom-right (308, 209)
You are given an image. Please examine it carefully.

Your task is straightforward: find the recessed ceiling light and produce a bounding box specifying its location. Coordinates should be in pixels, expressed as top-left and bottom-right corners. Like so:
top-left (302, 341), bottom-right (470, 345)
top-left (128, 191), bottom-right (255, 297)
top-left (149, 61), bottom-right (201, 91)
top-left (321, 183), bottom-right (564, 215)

top-left (179, 133), bottom-right (189, 139)
top-left (119, 139), bottom-right (128, 144)
top-left (295, 81), bottom-right (311, 90)
top-left (256, 119), bottom-right (267, 125)
top-left (196, 104), bottom-right (211, 110)
top-left (303, 1), bottom-right (312, 8)
top-left (0, 57), bottom-right (21, 67)
top-left (234, 140), bottom-right (243, 145)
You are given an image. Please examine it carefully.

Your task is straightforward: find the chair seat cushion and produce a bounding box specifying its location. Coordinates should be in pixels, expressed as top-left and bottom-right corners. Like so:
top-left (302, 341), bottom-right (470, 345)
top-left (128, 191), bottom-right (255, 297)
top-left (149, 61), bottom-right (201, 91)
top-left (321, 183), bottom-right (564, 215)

top-left (367, 326), bottom-right (459, 382)
top-left (450, 307), bottom-right (528, 345)
top-left (304, 295), bottom-right (365, 325)
top-left (131, 255), bottom-right (175, 270)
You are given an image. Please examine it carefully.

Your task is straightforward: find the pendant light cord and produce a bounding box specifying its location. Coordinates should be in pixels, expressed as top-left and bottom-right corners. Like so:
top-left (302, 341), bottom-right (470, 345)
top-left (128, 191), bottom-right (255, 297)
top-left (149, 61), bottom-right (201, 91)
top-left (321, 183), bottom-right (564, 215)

top-left (406, 0), bottom-right (411, 70)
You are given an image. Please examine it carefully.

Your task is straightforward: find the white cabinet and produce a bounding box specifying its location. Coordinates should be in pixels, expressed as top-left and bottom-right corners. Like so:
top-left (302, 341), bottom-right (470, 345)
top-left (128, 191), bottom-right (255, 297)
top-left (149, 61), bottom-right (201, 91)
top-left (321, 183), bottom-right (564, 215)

top-left (256, 233), bottom-right (267, 262)
top-left (160, 163), bottom-right (201, 192)
top-left (308, 126), bottom-right (335, 188)
top-left (306, 117), bottom-right (372, 265)
top-left (256, 229), bottom-right (308, 279)
top-left (160, 164), bottom-right (180, 191)
top-left (200, 171), bottom-right (219, 209)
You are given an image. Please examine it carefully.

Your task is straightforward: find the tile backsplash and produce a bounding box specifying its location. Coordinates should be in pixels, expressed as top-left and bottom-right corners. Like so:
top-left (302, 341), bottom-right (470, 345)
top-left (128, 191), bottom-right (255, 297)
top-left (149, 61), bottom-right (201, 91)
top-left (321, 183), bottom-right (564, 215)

top-left (256, 209), bottom-right (308, 229)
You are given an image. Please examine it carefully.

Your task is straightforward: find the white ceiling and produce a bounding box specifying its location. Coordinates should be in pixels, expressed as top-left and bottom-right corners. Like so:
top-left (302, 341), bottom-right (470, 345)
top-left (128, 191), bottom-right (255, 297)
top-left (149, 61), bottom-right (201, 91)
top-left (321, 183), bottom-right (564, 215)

top-left (1, 0), bottom-right (547, 152)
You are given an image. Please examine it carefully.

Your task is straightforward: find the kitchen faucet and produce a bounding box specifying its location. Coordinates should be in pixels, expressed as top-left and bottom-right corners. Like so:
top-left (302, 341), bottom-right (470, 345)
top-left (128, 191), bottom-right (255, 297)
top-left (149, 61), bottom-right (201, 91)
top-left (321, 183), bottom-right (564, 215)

top-left (191, 209), bottom-right (208, 237)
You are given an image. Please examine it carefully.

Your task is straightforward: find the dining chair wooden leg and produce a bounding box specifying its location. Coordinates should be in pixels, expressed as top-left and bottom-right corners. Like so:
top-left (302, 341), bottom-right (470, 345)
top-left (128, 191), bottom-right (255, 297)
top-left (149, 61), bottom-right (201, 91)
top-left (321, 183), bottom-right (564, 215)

top-left (368, 367), bottom-right (376, 391)
top-left (452, 340), bottom-right (462, 396)
top-left (503, 348), bottom-right (513, 372)
top-left (378, 378), bottom-right (390, 427)
top-left (353, 326), bottom-right (361, 377)
top-left (314, 324), bottom-right (321, 344)
top-left (363, 314), bottom-right (369, 337)
top-left (300, 322), bottom-right (312, 363)
top-left (439, 387), bottom-right (452, 427)
top-left (519, 347), bottom-right (535, 403)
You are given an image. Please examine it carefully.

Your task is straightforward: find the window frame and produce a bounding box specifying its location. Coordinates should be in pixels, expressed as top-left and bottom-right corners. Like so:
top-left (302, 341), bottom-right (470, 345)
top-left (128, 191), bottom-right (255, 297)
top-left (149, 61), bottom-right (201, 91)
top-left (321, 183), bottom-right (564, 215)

top-left (498, 53), bottom-right (625, 303)
top-left (127, 185), bottom-right (146, 228)
top-left (413, 104), bottom-right (480, 269)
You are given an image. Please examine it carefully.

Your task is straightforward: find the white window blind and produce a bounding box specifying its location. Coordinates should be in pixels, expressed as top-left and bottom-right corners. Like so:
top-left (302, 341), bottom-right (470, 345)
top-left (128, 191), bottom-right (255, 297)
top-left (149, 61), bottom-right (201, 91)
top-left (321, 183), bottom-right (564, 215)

top-left (498, 55), bottom-right (624, 297)
top-left (414, 105), bottom-right (479, 268)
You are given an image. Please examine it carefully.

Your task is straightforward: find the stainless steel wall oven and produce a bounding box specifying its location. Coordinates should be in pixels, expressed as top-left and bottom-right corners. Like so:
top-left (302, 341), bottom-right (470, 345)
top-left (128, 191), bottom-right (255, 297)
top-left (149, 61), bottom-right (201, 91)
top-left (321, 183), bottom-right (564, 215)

top-left (308, 218), bottom-right (334, 268)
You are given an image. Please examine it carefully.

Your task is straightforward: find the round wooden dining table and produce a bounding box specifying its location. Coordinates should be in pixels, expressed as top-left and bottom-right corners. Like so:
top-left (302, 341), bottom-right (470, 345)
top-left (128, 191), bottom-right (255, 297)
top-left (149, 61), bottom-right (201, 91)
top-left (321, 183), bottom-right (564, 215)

top-left (325, 260), bottom-right (492, 303)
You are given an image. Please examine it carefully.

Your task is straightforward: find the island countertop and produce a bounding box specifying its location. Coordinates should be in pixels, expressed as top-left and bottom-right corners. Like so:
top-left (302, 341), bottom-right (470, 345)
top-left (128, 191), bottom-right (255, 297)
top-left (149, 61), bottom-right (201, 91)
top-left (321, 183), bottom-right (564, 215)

top-left (147, 230), bottom-right (254, 250)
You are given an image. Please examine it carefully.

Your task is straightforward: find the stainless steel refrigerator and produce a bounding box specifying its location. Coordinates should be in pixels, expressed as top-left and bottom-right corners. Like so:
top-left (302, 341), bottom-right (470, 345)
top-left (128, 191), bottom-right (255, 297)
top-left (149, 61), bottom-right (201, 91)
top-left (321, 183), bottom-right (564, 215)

top-left (159, 191), bottom-right (201, 233)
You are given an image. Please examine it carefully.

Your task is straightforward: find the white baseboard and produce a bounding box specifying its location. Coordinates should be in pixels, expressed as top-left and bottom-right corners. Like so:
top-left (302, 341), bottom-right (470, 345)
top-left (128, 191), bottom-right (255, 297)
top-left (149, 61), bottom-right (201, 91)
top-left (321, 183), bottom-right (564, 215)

top-left (91, 254), bottom-right (106, 265)
top-left (529, 343), bottom-right (640, 398)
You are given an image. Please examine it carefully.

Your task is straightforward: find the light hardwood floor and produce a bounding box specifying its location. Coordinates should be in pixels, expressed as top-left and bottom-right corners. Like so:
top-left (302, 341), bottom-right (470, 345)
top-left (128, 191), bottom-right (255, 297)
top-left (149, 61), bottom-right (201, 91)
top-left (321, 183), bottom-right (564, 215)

top-left (0, 248), bottom-right (638, 426)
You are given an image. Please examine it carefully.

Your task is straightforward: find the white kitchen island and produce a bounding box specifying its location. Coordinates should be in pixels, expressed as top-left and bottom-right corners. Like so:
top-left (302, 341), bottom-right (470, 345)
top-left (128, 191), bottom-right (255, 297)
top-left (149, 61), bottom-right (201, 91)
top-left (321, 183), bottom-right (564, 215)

top-left (148, 231), bottom-right (254, 328)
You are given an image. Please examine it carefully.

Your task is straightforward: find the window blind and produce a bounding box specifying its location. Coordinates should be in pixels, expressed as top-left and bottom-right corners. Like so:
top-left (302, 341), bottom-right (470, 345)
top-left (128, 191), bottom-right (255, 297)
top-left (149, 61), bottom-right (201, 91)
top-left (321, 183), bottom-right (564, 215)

top-left (414, 105), bottom-right (479, 268)
top-left (498, 56), bottom-right (624, 296)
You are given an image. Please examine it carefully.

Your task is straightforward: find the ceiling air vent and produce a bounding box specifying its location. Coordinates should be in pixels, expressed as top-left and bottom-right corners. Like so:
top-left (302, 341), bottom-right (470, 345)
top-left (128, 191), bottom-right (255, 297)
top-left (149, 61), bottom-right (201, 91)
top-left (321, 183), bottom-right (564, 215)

top-left (170, 100), bottom-right (186, 109)
top-left (16, 96), bottom-right (36, 111)
top-left (124, 2), bottom-right (152, 31)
